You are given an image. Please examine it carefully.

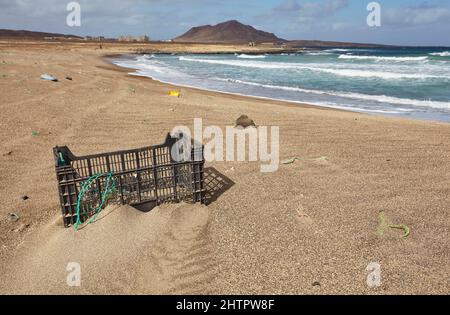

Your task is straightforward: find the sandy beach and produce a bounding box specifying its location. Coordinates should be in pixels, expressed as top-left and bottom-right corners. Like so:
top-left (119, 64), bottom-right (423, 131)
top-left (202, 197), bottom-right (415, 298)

top-left (0, 41), bottom-right (449, 295)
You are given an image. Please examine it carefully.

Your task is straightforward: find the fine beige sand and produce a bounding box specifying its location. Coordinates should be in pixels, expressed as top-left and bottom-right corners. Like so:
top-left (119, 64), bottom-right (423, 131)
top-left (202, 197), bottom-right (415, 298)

top-left (0, 42), bottom-right (449, 295)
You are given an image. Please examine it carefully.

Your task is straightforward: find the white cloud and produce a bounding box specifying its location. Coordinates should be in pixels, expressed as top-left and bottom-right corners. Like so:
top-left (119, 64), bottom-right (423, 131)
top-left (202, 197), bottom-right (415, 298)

top-left (274, 0), bottom-right (348, 18)
top-left (385, 4), bottom-right (450, 26)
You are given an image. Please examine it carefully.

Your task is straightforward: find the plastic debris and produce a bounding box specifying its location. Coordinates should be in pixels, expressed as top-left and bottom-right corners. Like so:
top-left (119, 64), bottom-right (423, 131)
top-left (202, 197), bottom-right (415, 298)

top-left (40, 74), bottom-right (58, 82)
top-left (8, 213), bottom-right (20, 223)
top-left (169, 90), bottom-right (181, 98)
top-left (32, 131), bottom-right (39, 136)
top-left (389, 224), bottom-right (411, 238)
top-left (378, 211), bottom-right (411, 238)
top-left (282, 157), bottom-right (298, 165)
top-left (282, 156), bottom-right (329, 165)
top-left (377, 211), bottom-right (388, 236)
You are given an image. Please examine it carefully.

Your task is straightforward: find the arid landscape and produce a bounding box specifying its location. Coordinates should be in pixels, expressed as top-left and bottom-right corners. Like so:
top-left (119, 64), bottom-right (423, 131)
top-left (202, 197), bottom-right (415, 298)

top-left (0, 41), bottom-right (449, 294)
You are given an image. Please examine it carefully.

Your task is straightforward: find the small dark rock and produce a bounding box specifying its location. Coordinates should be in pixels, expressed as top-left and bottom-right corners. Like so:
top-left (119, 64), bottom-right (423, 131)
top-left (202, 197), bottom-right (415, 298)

top-left (65, 76), bottom-right (73, 81)
top-left (21, 196), bottom-right (29, 201)
top-left (3, 151), bottom-right (12, 156)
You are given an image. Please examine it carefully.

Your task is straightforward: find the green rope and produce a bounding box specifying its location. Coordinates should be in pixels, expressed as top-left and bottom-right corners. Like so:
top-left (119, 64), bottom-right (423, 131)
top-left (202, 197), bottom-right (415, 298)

top-left (74, 172), bottom-right (117, 231)
top-left (378, 211), bottom-right (411, 238)
top-left (58, 153), bottom-right (66, 166)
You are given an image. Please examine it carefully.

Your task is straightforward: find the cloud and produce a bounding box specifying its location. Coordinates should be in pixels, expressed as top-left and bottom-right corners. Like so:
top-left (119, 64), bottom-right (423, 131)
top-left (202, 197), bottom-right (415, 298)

top-left (0, 0), bottom-right (214, 38)
top-left (273, 0), bottom-right (348, 19)
top-left (332, 21), bottom-right (352, 31)
top-left (260, 0), bottom-right (349, 33)
top-left (384, 3), bottom-right (450, 26)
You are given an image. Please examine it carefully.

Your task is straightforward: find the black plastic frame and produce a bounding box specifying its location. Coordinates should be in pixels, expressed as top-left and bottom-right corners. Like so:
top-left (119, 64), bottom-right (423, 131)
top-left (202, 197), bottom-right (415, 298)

top-left (53, 134), bottom-right (205, 227)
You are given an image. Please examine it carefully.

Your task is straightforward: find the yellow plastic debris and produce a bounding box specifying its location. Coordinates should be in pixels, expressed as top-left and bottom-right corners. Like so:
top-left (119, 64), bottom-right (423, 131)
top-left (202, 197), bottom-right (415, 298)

top-left (169, 90), bottom-right (181, 98)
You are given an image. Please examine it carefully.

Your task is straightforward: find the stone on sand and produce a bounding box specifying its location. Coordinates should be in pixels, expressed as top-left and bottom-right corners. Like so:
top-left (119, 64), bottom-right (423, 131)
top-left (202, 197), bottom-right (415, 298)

top-left (235, 115), bottom-right (256, 128)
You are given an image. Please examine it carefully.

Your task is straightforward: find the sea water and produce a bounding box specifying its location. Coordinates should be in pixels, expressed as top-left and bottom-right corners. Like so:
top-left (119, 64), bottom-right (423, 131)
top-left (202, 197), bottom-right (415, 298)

top-left (113, 47), bottom-right (450, 122)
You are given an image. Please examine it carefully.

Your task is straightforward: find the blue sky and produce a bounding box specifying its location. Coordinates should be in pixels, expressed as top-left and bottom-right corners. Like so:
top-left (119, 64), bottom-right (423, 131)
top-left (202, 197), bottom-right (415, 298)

top-left (1, 0), bottom-right (450, 46)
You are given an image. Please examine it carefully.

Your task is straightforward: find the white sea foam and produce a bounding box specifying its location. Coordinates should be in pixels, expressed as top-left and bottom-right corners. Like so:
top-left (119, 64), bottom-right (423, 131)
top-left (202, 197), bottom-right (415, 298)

top-left (339, 54), bottom-right (428, 62)
top-left (216, 78), bottom-right (450, 109)
top-left (326, 49), bottom-right (351, 52)
top-left (179, 57), bottom-right (445, 80)
top-left (430, 51), bottom-right (450, 57)
top-left (237, 54), bottom-right (266, 59)
top-left (305, 51), bottom-right (333, 56)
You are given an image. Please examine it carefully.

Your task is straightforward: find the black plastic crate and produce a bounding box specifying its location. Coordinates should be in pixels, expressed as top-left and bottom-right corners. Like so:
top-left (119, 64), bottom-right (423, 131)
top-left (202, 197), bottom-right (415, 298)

top-left (53, 134), bottom-right (205, 228)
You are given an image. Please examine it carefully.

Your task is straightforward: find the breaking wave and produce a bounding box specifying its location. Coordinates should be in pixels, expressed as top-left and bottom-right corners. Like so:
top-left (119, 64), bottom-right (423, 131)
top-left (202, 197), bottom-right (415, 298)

top-left (338, 54), bottom-right (429, 62)
top-left (179, 56), bottom-right (445, 80)
top-left (430, 51), bottom-right (450, 57)
top-left (237, 54), bottom-right (266, 59)
top-left (216, 78), bottom-right (450, 109)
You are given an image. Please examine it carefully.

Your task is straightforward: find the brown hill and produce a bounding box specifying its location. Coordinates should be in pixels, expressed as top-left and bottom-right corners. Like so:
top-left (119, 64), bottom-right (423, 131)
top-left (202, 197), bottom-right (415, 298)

top-left (0, 29), bottom-right (82, 39)
top-left (174, 20), bottom-right (284, 44)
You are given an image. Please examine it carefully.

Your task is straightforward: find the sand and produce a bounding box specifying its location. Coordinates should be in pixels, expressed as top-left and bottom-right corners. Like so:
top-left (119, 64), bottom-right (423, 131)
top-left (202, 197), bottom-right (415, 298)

top-left (0, 41), bottom-right (449, 295)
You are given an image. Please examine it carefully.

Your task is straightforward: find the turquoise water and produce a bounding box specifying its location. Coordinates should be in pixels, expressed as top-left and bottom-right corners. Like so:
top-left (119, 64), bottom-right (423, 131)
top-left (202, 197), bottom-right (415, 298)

top-left (113, 47), bottom-right (450, 122)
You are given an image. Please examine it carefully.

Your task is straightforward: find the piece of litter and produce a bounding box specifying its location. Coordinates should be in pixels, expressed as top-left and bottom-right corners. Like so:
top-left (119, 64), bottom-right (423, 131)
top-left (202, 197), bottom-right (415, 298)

top-left (21, 196), bottom-right (29, 201)
top-left (32, 131), bottom-right (39, 136)
top-left (40, 74), bottom-right (58, 82)
top-left (282, 157), bottom-right (298, 165)
top-left (377, 211), bottom-right (388, 236)
top-left (389, 224), bottom-right (411, 238)
top-left (377, 211), bottom-right (410, 238)
top-left (169, 90), bottom-right (181, 98)
top-left (65, 76), bottom-right (73, 81)
top-left (8, 213), bottom-right (20, 223)
top-left (312, 281), bottom-right (321, 287)
top-left (282, 156), bottom-right (329, 165)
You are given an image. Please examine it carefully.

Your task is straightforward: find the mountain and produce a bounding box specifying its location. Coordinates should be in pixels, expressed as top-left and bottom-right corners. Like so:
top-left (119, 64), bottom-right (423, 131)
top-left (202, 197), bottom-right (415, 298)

top-left (0, 29), bottom-right (82, 39)
top-left (174, 20), bottom-right (284, 44)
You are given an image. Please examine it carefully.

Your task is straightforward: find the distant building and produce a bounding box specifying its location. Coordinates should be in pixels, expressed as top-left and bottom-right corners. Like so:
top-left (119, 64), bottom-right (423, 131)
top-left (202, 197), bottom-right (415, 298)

top-left (248, 42), bottom-right (256, 47)
top-left (118, 35), bottom-right (150, 42)
top-left (137, 35), bottom-right (150, 42)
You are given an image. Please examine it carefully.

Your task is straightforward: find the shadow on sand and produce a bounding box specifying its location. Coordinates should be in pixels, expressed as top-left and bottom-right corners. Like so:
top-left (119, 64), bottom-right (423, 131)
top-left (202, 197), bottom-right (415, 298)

top-left (204, 167), bottom-right (235, 206)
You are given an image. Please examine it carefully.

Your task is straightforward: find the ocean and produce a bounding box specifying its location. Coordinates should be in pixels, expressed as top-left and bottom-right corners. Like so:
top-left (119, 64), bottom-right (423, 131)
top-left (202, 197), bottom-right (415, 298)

top-left (112, 47), bottom-right (450, 122)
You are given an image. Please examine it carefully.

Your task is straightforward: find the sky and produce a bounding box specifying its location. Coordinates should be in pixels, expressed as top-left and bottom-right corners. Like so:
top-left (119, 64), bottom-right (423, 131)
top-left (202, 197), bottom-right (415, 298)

top-left (1, 0), bottom-right (450, 46)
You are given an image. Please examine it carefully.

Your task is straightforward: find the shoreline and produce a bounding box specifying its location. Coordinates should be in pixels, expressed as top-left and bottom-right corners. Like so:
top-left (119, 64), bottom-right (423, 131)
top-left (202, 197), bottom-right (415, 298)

top-left (106, 54), bottom-right (450, 125)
